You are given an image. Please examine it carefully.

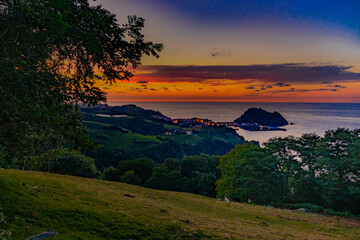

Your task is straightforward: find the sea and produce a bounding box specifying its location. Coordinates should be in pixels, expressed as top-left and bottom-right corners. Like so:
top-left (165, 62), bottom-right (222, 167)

top-left (109, 102), bottom-right (360, 144)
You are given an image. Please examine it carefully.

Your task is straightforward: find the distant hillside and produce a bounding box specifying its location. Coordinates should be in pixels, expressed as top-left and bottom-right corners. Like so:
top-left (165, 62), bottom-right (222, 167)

top-left (235, 108), bottom-right (289, 127)
top-left (81, 104), bottom-right (173, 122)
top-left (81, 105), bottom-right (245, 168)
top-left (1, 169), bottom-right (359, 240)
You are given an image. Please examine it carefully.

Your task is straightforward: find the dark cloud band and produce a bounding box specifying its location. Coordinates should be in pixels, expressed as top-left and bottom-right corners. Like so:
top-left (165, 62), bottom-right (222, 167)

top-left (136, 63), bottom-right (360, 84)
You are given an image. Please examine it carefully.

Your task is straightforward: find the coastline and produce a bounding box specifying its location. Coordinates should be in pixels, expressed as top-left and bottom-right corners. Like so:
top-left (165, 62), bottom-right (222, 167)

top-left (106, 102), bottom-right (360, 143)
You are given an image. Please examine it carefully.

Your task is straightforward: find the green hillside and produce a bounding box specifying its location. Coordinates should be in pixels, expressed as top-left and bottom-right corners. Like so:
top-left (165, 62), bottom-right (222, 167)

top-left (1, 169), bottom-right (359, 240)
top-left (82, 111), bottom-right (246, 166)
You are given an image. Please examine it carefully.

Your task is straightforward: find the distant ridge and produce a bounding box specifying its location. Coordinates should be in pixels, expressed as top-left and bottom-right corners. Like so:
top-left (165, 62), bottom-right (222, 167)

top-left (234, 108), bottom-right (288, 127)
top-left (81, 104), bottom-right (173, 122)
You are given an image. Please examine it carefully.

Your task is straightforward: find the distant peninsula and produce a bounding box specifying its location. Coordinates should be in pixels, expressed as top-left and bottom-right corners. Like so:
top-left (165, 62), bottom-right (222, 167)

top-left (234, 108), bottom-right (289, 127)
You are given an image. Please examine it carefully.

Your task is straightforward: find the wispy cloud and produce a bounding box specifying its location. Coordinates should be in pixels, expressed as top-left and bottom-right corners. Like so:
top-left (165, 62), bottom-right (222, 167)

top-left (269, 88), bottom-right (339, 94)
top-left (332, 84), bottom-right (346, 89)
top-left (274, 82), bottom-right (291, 87)
top-left (246, 86), bottom-right (255, 89)
top-left (209, 48), bottom-right (231, 57)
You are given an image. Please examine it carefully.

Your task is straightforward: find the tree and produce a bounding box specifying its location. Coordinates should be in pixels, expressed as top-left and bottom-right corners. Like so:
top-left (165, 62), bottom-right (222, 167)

top-left (101, 166), bottom-right (117, 181)
top-left (292, 133), bottom-right (323, 204)
top-left (146, 164), bottom-right (184, 191)
top-left (264, 136), bottom-right (300, 203)
top-left (317, 129), bottom-right (360, 213)
top-left (145, 155), bottom-right (220, 196)
top-left (31, 148), bottom-right (100, 178)
top-left (216, 143), bottom-right (281, 204)
top-left (115, 158), bottom-right (156, 185)
top-left (180, 155), bottom-right (220, 197)
top-left (0, 0), bottom-right (163, 165)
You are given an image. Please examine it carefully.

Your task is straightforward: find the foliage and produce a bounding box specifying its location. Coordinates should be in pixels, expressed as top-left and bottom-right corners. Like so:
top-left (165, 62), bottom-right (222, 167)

top-left (317, 129), bottom-right (360, 213)
top-left (284, 203), bottom-right (357, 219)
top-left (216, 143), bottom-right (281, 204)
top-left (217, 129), bottom-right (360, 215)
top-left (145, 155), bottom-right (220, 197)
top-left (119, 170), bottom-right (142, 185)
top-left (101, 166), bottom-right (117, 181)
top-left (0, 149), bottom-right (11, 169)
top-left (0, 0), bottom-right (162, 163)
top-left (30, 148), bottom-right (99, 178)
top-left (101, 154), bottom-right (220, 197)
top-left (264, 136), bottom-right (301, 203)
top-left (146, 164), bottom-right (184, 191)
top-left (102, 158), bottom-right (156, 185)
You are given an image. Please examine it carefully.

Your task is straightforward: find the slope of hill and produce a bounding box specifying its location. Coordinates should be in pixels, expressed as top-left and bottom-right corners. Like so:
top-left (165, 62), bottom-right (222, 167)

top-left (81, 106), bottom-right (246, 167)
top-left (1, 169), bottom-right (359, 240)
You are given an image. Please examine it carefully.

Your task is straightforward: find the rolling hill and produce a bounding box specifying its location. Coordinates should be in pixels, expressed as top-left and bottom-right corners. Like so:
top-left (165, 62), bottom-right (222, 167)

top-left (1, 169), bottom-right (359, 240)
top-left (81, 105), bottom-right (246, 168)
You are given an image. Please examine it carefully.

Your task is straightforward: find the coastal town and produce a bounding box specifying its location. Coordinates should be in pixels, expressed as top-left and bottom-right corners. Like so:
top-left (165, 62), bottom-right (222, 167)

top-left (168, 115), bottom-right (287, 135)
top-left (86, 105), bottom-right (289, 135)
top-left (173, 118), bottom-right (237, 128)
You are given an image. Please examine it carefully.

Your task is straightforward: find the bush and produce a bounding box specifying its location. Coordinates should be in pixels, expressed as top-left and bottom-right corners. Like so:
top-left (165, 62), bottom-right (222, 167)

top-left (284, 203), bottom-right (357, 218)
top-left (116, 158), bottom-right (155, 184)
top-left (120, 170), bottom-right (142, 185)
top-left (102, 166), bottom-right (117, 181)
top-left (34, 148), bottom-right (99, 178)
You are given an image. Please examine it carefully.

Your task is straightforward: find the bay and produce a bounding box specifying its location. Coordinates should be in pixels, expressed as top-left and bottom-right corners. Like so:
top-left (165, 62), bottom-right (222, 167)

top-left (109, 102), bottom-right (360, 143)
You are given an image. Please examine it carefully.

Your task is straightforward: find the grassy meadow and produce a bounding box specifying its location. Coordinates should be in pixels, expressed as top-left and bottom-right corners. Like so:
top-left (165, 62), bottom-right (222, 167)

top-left (1, 169), bottom-right (359, 240)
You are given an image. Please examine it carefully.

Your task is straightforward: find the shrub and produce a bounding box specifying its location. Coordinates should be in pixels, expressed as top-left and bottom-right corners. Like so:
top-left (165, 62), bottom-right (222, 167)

top-left (120, 170), bottom-right (142, 185)
top-left (35, 148), bottom-right (99, 178)
top-left (284, 203), bottom-right (358, 218)
top-left (116, 158), bottom-right (155, 184)
top-left (102, 166), bottom-right (117, 181)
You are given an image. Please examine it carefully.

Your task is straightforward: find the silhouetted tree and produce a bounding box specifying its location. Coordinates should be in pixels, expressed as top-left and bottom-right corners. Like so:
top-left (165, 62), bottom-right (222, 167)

top-left (0, 0), bottom-right (162, 166)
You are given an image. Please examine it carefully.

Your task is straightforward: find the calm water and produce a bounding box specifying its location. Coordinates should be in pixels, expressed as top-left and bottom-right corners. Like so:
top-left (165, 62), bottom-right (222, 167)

top-left (109, 102), bottom-right (360, 143)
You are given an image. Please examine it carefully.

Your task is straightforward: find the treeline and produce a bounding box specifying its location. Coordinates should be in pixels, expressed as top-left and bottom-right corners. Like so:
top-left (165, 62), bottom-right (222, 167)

top-left (217, 128), bottom-right (360, 216)
top-left (99, 128), bottom-right (360, 216)
top-left (88, 137), bottom-right (235, 169)
top-left (1, 128), bottom-right (359, 216)
top-left (102, 155), bottom-right (220, 198)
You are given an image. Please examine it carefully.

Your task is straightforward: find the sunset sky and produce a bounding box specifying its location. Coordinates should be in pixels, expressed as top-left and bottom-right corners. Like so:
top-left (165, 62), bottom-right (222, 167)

top-left (95, 0), bottom-right (360, 102)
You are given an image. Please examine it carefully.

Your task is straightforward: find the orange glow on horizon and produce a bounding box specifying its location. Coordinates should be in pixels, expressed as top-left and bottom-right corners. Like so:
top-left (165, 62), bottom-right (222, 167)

top-left (94, 64), bottom-right (360, 103)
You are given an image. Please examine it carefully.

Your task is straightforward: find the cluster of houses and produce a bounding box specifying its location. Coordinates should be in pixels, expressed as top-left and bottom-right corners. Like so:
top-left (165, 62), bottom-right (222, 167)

top-left (174, 117), bottom-right (224, 128)
top-left (167, 117), bottom-right (286, 135)
top-left (173, 117), bottom-right (242, 128)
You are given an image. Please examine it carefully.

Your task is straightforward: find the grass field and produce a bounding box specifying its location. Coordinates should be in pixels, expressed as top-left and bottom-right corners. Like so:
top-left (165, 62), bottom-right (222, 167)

top-left (1, 169), bottom-right (359, 240)
top-left (89, 131), bottom-right (162, 150)
top-left (83, 114), bottom-right (244, 153)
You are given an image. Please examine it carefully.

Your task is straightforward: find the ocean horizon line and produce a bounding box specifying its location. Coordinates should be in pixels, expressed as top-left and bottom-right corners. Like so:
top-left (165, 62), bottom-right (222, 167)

top-left (107, 100), bottom-right (360, 104)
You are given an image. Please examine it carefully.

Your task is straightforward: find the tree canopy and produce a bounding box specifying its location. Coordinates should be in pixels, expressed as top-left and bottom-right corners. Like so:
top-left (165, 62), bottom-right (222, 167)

top-left (0, 0), bottom-right (163, 165)
top-left (216, 129), bottom-right (360, 215)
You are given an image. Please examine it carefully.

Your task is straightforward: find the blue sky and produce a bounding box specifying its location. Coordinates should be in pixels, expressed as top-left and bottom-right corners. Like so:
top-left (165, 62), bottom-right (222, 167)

top-left (161, 0), bottom-right (359, 25)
